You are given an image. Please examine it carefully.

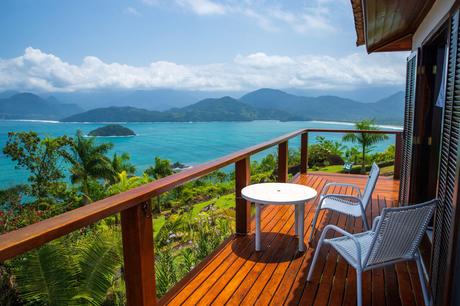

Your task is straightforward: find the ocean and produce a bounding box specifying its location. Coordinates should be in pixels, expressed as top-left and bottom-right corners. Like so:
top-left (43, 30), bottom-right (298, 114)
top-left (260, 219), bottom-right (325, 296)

top-left (0, 120), bottom-right (401, 188)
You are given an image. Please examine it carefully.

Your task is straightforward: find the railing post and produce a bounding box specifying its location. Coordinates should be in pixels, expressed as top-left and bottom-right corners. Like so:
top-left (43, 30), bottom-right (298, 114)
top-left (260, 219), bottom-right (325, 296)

top-left (121, 202), bottom-right (156, 306)
top-left (235, 157), bottom-right (251, 235)
top-left (394, 132), bottom-right (403, 180)
top-left (301, 132), bottom-right (308, 174)
top-left (278, 141), bottom-right (288, 182)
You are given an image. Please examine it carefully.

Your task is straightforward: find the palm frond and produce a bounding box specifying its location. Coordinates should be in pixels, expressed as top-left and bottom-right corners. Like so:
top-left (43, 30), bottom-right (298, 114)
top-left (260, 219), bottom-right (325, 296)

top-left (14, 242), bottom-right (77, 306)
top-left (72, 233), bottom-right (121, 306)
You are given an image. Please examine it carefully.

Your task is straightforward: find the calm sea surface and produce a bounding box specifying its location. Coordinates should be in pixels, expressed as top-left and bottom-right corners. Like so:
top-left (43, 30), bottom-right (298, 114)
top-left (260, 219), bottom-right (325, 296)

top-left (0, 120), bottom-right (401, 188)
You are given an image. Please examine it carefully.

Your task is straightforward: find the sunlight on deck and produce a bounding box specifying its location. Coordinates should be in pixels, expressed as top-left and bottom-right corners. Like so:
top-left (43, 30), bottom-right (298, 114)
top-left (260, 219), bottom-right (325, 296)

top-left (158, 173), bottom-right (424, 306)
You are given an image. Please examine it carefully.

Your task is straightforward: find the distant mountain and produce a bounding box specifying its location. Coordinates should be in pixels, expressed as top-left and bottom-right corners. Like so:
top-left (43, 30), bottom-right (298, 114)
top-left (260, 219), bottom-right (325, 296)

top-left (61, 96), bottom-right (302, 122)
top-left (53, 89), bottom-right (245, 111)
top-left (239, 88), bottom-right (404, 124)
top-left (0, 93), bottom-right (83, 120)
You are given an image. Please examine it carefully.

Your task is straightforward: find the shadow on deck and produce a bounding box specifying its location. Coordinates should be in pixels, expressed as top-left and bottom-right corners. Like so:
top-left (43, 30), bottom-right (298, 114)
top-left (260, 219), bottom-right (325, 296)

top-left (159, 172), bottom-right (425, 306)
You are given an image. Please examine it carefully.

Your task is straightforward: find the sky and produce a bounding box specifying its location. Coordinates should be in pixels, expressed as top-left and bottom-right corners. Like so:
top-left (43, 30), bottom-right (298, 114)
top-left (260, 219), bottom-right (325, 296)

top-left (0, 0), bottom-right (408, 94)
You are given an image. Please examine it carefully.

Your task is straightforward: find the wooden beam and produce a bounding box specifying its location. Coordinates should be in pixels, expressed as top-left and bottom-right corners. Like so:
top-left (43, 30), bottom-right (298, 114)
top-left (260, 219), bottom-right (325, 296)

top-left (301, 133), bottom-right (308, 174)
top-left (235, 158), bottom-right (251, 235)
top-left (278, 141), bottom-right (288, 182)
top-left (394, 132), bottom-right (403, 180)
top-left (121, 202), bottom-right (156, 306)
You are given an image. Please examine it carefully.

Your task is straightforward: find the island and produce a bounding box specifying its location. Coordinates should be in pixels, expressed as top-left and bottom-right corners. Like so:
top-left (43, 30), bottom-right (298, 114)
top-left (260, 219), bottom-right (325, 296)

top-left (88, 124), bottom-right (135, 137)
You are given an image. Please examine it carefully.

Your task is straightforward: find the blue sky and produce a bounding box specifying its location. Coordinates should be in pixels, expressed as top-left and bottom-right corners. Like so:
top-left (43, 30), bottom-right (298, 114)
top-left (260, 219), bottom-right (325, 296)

top-left (0, 0), bottom-right (407, 93)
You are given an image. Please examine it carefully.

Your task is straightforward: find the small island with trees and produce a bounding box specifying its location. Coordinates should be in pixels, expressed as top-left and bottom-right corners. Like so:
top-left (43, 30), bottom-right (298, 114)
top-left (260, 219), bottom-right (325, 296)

top-left (88, 124), bottom-right (135, 137)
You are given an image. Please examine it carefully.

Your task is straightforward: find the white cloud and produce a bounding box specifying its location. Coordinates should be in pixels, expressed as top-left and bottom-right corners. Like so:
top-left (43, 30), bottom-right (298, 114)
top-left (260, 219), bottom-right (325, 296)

top-left (124, 7), bottom-right (142, 16)
top-left (147, 0), bottom-right (342, 34)
top-left (176, 0), bottom-right (227, 15)
top-left (0, 47), bottom-right (406, 92)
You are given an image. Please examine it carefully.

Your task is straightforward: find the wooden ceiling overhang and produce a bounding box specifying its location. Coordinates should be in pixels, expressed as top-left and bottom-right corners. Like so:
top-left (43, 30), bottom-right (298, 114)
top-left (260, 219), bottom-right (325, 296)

top-left (351, 0), bottom-right (436, 53)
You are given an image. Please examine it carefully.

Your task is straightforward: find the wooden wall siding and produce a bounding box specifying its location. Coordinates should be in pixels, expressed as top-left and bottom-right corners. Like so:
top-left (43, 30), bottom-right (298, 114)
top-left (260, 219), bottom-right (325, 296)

top-left (431, 10), bottom-right (460, 305)
top-left (356, 0), bottom-right (434, 52)
top-left (159, 172), bottom-right (423, 306)
top-left (399, 54), bottom-right (417, 205)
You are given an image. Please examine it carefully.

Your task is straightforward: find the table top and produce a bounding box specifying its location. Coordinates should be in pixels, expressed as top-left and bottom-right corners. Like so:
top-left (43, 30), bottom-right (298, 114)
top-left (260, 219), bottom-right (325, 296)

top-left (241, 183), bottom-right (317, 205)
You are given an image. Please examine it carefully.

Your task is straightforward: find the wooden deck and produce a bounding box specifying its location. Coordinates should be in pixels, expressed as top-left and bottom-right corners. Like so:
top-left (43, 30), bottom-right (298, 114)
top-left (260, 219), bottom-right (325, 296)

top-left (159, 172), bottom-right (425, 306)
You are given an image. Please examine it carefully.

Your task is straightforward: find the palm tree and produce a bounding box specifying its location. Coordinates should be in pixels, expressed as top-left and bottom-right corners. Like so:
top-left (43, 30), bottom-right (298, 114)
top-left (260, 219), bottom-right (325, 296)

top-left (145, 156), bottom-right (173, 179)
top-left (145, 157), bottom-right (173, 212)
top-left (342, 119), bottom-right (388, 173)
top-left (110, 153), bottom-right (136, 183)
top-left (63, 130), bottom-right (115, 202)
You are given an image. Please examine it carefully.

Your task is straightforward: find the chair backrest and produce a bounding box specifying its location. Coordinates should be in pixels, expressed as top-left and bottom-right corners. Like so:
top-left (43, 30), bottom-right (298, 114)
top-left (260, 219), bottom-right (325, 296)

top-left (364, 199), bottom-right (437, 267)
top-left (361, 162), bottom-right (380, 210)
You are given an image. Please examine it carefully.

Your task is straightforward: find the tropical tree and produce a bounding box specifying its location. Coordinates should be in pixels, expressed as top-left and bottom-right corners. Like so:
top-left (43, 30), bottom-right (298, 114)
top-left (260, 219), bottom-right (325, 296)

top-left (107, 171), bottom-right (151, 195)
top-left (63, 131), bottom-right (115, 202)
top-left (110, 153), bottom-right (136, 183)
top-left (342, 119), bottom-right (388, 173)
top-left (145, 156), bottom-right (173, 179)
top-left (3, 131), bottom-right (71, 201)
top-left (145, 157), bottom-right (173, 212)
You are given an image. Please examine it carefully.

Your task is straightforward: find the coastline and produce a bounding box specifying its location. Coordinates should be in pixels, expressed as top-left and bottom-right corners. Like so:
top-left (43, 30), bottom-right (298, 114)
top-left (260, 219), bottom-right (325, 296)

top-left (0, 119), bottom-right (403, 129)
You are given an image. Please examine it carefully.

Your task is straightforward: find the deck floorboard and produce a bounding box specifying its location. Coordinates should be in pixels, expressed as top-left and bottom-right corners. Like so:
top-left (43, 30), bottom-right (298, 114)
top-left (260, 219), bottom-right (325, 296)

top-left (159, 172), bottom-right (423, 306)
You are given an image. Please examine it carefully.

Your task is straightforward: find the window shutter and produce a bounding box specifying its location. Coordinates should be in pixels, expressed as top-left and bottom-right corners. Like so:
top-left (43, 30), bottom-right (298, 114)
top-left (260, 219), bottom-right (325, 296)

top-left (398, 53), bottom-right (417, 205)
top-left (431, 10), bottom-right (460, 305)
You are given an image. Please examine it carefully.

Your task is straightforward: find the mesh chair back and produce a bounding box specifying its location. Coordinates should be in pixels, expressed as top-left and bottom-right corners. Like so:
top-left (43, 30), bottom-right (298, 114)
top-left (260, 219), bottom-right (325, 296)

top-left (361, 163), bottom-right (380, 210)
top-left (364, 199), bottom-right (437, 267)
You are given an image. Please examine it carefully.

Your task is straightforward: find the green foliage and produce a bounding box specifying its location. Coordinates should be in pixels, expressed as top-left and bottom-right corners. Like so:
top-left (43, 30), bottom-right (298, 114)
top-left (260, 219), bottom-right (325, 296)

top-left (107, 171), bottom-right (151, 195)
top-left (14, 242), bottom-right (77, 306)
top-left (145, 156), bottom-right (173, 179)
top-left (3, 131), bottom-right (71, 201)
top-left (72, 234), bottom-right (122, 306)
top-left (155, 248), bottom-right (177, 297)
top-left (62, 131), bottom-right (114, 202)
top-left (342, 119), bottom-right (389, 173)
top-left (110, 153), bottom-right (136, 183)
top-left (308, 136), bottom-right (345, 168)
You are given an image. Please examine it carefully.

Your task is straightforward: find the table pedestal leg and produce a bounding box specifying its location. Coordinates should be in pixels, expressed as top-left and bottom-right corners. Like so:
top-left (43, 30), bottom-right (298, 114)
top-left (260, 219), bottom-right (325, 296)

top-left (295, 205), bottom-right (299, 236)
top-left (255, 203), bottom-right (261, 251)
top-left (298, 203), bottom-right (305, 252)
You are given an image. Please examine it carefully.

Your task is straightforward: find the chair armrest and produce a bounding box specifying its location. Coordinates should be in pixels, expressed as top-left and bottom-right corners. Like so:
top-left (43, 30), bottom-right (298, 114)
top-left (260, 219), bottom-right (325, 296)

top-left (320, 182), bottom-right (362, 197)
top-left (319, 194), bottom-right (367, 219)
top-left (320, 224), bottom-right (363, 267)
top-left (372, 216), bottom-right (381, 231)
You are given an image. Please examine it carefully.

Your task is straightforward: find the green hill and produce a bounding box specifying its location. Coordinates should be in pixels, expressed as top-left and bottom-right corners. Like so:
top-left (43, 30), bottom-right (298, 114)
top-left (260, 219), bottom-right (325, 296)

top-left (239, 88), bottom-right (404, 124)
top-left (0, 93), bottom-right (83, 120)
top-left (61, 96), bottom-right (302, 122)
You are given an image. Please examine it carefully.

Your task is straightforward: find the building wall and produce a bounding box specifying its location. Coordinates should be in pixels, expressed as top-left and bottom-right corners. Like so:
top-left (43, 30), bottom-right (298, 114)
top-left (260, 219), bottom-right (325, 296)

top-left (412, 0), bottom-right (455, 50)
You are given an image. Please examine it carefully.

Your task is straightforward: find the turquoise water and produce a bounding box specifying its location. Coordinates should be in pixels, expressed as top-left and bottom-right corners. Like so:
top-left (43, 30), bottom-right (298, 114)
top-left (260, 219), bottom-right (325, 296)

top-left (0, 120), bottom-right (401, 188)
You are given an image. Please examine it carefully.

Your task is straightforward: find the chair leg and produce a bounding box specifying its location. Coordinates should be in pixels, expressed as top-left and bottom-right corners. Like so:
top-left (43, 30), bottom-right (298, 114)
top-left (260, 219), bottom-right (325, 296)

top-left (415, 252), bottom-right (431, 306)
top-left (309, 203), bottom-right (321, 242)
top-left (361, 214), bottom-right (369, 231)
top-left (356, 269), bottom-right (362, 306)
top-left (307, 230), bottom-right (326, 281)
top-left (298, 204), bottom-right (305, 252)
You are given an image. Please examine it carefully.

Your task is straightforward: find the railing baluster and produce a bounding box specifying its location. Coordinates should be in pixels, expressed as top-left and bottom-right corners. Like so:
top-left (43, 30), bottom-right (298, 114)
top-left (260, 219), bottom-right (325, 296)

top-left (301, 132), bottom-right (308, 174)
top-left (235, 157), bottom-right (251, 235)
top-left (278, 141), bottom-right (288, 182)
top-left (394, 132), bottom-right (403, 180)
top-left (121, 202), bottom-right (156, 306)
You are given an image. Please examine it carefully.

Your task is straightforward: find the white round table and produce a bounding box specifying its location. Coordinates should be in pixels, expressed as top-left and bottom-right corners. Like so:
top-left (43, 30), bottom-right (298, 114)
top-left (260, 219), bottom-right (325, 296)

top-left (241, 183), bottom-right (317, 252)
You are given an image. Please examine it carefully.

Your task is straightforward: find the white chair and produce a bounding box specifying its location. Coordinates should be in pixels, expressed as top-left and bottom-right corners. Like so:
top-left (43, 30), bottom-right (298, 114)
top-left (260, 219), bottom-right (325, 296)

top-left (307, 199), bottom-right (437, 306)
top-left (309, 162), bottom-right (380, 242)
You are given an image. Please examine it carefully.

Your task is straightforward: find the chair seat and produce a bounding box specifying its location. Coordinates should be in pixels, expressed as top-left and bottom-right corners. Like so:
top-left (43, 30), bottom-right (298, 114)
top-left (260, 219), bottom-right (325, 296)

top-left (321, 196), bottom-right (363, 217)
top-left (326, 231), bottom-right (375, 267)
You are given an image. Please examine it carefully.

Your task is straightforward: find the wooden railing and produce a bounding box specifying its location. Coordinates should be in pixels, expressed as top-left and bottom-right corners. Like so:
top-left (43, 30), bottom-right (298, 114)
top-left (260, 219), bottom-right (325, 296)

top-left (0, 128), bottom-right (402, 306)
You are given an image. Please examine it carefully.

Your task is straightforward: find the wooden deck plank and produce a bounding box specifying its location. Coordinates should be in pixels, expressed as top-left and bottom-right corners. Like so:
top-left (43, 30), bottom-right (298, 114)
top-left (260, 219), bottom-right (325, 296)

top-left (159, 172), bottom-right (427, 306)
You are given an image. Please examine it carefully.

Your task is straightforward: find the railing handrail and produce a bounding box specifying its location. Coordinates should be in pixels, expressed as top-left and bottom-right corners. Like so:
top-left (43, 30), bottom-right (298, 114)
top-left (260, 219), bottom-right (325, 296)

top-left (0, 127), bottom-right (402, 261)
